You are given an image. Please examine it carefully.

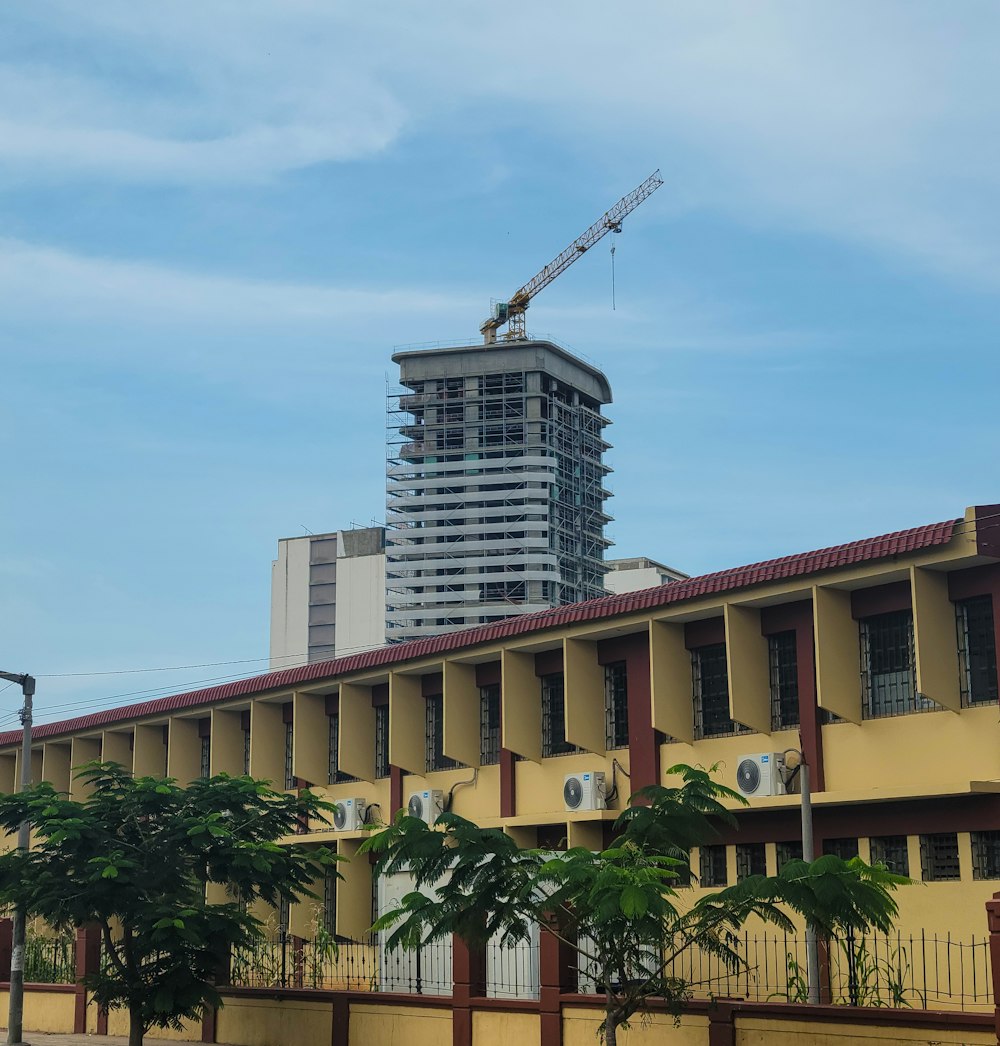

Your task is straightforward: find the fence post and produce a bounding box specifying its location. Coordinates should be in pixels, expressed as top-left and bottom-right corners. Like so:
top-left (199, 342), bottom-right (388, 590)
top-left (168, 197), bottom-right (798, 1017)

top-left (985, 892), bottom-right (1000, 1044)
top-left (452, 933), bottom-right (487, 1046)
top-left (74, 923), bottom-right (102, 1034)
top-left (0, 917), bottom-right (12, 982)
top-left (200, 941), bottom-right (231, 1044)
top-left (539, 918), bottom-right (573, 1046)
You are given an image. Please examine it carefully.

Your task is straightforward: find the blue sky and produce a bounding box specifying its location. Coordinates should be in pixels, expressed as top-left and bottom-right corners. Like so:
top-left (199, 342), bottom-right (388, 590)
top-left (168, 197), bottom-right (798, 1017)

top-left (2, 2), bottom-right (998, 725)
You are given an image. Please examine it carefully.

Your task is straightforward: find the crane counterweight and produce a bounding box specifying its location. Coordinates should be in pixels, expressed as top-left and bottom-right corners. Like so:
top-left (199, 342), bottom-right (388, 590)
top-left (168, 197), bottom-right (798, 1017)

top-left (480, 170), bottom-right (663, 344)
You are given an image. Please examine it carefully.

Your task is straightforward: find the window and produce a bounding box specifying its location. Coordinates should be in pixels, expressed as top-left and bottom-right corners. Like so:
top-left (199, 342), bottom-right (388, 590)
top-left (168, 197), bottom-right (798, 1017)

top-left (768, 631), bottom-right (800, 729)
top-left (242, 726), bottom-right (251, 775)
top-left (284, 721), bottom-right (295, 789)
top-left (957, 597), bottom-right (998, 705)
top-left (693, 644), bottom-right (744, 738)
top-left (327, 713), bottom-right (355, 785)
top-left (374, 705), bottom-right (390, 779)
top-left (861, 610), bottom-right (929, 718)
top-left (605, 662), bottom-right (629, 749)
top-left (322, 868), bottom-right (338, 936)
top-left (776, 840), bottom-right (803, 871)
top-left (736, 843), bottom-right (766, 881)
top-left (425, 695), bottom-right (456, 772)
top-left (869, 835), bottom-right (909, 875)
top-left (699, 845), bottom-right (728, 887)
top-left (542, 673), bottom-right (578, 757)
top-left (919, 833), bottom-right (960, 881)
top-left (972, 831), bottom-right (1000, 880)
top-left (199, 736), bottom-right (210, 779)
top-left (480, 685), bottom-right (501, 766)
top-left (823, 837), bottom-right (859, 861)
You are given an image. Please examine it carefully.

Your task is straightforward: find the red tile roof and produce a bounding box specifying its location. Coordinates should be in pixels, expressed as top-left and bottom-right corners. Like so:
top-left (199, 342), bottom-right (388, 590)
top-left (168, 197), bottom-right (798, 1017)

top-left (4, 516), bottom-right (960, 746)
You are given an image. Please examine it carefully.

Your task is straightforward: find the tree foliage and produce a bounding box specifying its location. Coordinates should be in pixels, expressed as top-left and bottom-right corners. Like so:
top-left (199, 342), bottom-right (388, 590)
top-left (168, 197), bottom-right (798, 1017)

top-left (362, 763), bottom-right (908, 1046)
top-left (0, 762), bottom-right (338, 1046)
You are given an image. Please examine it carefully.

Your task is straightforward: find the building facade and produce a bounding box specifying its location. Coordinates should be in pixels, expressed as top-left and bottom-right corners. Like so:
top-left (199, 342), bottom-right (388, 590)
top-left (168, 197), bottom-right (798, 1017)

top-left (269, 527), bottom-right (386, 668)
top-left (385, 341), bottom-right (613, 643)
top-left (604, 556), bottom-right (688, 594)
top-left (7, 501), bottom-right (1000, 991)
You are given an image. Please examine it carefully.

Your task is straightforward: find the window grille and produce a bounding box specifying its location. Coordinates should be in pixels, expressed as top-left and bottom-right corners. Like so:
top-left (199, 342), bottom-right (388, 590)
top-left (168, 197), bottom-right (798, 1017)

top-left (972, 831), bottom-right (1000, 880)
top-left (919, 833), bottom-right (960, 881)
top-left (283, 721), bottom-right (295, 789)
top-left (957, 596), bottom-right (998, 705)
top-left (692, 644), bottom-right (745, 738)
top-left (869, 835), bottom-right (909, 875)
top-left (199, 736), bottom-right (210, 779)
top-left (861, 610), bottom-right (929, 718)
top-left (775, 840), bottom-right (803, 871)
top-left (541, 673), bottom-right (578, 757)
top-left (327, 713), bottom-right (356, 785)
top-left (605, 661), bottom-right (629, 750)
top-left (425, 695), bottom-right (457, 772)
top-left (699, 845), bottom-right (728, 887)
top-left (823, 837), bottom-right (859, 860)
top-left (242, 727), bottom-right (251, 775)
top-left (480, 685), bottom-right (501, 766)
top-left (322, 868), bottom-right (337, 936)
top-left (768, 631), bottom-right (800, 729)
top-left (374, 704), bottom-right (390, 779)
top-left (736, 843), bottom-right (766, 881)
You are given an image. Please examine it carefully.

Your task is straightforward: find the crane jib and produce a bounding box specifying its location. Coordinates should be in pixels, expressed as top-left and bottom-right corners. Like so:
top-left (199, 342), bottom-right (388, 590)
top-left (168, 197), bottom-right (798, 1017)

top-left (481, 170), bottom-right (663, 341)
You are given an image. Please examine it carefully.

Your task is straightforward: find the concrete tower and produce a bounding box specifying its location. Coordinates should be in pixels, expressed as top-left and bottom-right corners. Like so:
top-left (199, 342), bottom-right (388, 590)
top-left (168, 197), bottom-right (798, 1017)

top-left (386, 340), bottom-right (613, 642)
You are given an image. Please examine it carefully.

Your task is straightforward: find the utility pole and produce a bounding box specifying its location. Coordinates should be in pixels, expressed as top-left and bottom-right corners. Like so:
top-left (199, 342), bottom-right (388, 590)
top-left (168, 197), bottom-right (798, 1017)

top-left (0, 671), bottom-right (35, 1046)
top-left (784, 747), bottom-right (820, 1004)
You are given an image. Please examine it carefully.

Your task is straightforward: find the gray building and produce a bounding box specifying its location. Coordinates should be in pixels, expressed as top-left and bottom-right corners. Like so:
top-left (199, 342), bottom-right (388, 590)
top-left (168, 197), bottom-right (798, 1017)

top-left (604, 557), bottom-right (689, 594)
top-left (386, 340), bottom-right (613, 642)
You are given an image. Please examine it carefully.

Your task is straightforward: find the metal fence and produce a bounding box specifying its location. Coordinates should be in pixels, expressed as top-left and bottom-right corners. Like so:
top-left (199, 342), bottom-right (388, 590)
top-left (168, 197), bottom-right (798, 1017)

top-left (487, 934), bottom-right (539, 1000)
top-left (25, 931), bottom-right (76, 985)
top-left (657, 931), bottom-right (992, 1013)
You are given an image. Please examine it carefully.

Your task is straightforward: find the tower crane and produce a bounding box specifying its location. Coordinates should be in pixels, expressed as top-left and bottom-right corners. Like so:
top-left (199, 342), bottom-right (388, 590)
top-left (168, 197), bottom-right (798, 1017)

top-left (480, 170), bottom-right (664, 345)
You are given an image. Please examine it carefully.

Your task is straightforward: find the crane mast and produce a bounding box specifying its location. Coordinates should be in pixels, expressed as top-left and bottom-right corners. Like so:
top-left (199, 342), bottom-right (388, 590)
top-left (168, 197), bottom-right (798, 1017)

top-left (480, 170), bottom-right (664, 345)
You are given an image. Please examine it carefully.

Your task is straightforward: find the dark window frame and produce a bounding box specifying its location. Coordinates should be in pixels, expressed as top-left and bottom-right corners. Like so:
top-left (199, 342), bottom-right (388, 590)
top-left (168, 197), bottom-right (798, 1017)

top-left (284, 721), bottom-right (295, 789)
top-left (541, 672), bottom-right (579, 757)
top-left (605, 661), bottom-right (629, 750)
top-left (736, 842), bottom-right (766, 881)
top-left (775, 840), bottom-right (803, 871)
top-left (869, 835), bottom-right (910, 876)
top-left (480, 684), bottom-right (501, 766)
top-left (823, 837), bottom-right (859, 861)
top-left (861, 609), bottom-right (930, 718)
top-left (692, 643), bottom-right (746, 739)
top-left (242, 727), bottom-right (251, 776)
top-left (957, 596), bottom-right (999, 706)
top-left (919, 832), bottom-right (961, 881)
top-left (768, 631), bottom-right (800, 730)
top-left (327, 712), bottom-right (356, 785)
top-left (374, 704), bottom-right (390, 780)
top-left (972, 831), bottom-right (1000, 880)
top-left (425, 694), bottom-right (457, 772)
top-left (699, 844), bottom-right (728, 888)
top-left (199, 736), bottom-right (211, 779)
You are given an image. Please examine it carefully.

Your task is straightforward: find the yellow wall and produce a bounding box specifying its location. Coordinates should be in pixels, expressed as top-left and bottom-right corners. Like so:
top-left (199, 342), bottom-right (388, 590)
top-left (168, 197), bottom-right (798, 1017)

top-left (563, 1006), bottom-right (708, 1046)
top-left (215, 994), bottom-right (332, 1046)
top-left (168, 717), bottom-right (202, 784)
top-left (0, 989), bottom-right (74, 1034)
top-left (350, 1001), bottom-right (451, 1046)
top-left (472, 1009), bottom-right (539, 1044)
top-left (735, 1015), bottom-right (994, 1046)
top-left (105, 1006), bottom-right (202, 1040)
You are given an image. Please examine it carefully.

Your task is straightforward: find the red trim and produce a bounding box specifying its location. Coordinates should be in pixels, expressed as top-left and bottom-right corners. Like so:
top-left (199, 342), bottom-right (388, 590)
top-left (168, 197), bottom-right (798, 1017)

top-left (475, 662), bottom-right (501, 688)
top-left (599, 633), bottom-right (657, 795)
top-left (324, 694), bottom-right (339, 716)
top-left (2, 517), bottom-right (962, 746)
top-left (850, 581), bottom-right (911, 619)
top-left (977, 505), bottom-right (1000, 559)
top-left (499, 749), bottom-right (516, 817)
top-left (198, 717), bottom-right (211, 738)
top-left (684, 617), bottom-right (725, 649)
top-left (390, 766), bottom-right (404, 819)
top-left (534, 649), bottom-right (563, 677)
top-left (791, 603), bottom-right (824, 792)
top-left (421, 673), bottom-right (443, 698)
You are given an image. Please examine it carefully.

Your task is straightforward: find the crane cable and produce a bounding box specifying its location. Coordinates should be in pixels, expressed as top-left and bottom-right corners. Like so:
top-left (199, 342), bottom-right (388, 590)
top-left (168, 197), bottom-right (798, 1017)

top-left (610, 231), bottom-right (617, 311)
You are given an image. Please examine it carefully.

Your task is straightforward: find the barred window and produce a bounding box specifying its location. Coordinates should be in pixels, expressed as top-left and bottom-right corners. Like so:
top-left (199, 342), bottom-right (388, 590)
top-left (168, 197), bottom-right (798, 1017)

top-left (957, 597), bottom-right (998, 706)
top-left (242, 727), bottom-right (251, 775)
top-left (972, 831), bottom-right (1000, 880)
top-left (768, 631), bottom-right (800, 729)
top-left (199, 736), bottom-right (211, 779)
top-left (327, 713), bottom-right (356, 785)
top-left (861, 610), bottom-right (929, 718)
top-left (776, 840), bottom-right (803, 871)
top-left (736, 842), bottom-right (766, 881)
top-left (869, 835), bottom-right (910, 875)
top-left (284, 721), bottom-right (295, 789)
top-left (699, 845), bottom-right (728, 887)
top-left (425, 695), bottom-right (457, 772)
top-left (480, 684), bottom-right (501, 766)
top-left (374, 704), bottom-right (390, 779)
top-left (322, 868), bottom-right (338, 936)
top-left (823, 837), bottom-right (859, 861)
top-left (919, 833), bottom-right (960, 881)
top-left (693, 644), bottom-right (744, 738)
top-left (605, 661), bottom-right (629, 749)
top-left (542, 673), bottom-right (579, 757)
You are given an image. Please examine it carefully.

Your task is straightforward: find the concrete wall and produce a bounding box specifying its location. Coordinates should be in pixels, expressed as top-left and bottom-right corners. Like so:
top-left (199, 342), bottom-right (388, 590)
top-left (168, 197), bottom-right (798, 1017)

top-left (270, 534), bottom-right (312, 670)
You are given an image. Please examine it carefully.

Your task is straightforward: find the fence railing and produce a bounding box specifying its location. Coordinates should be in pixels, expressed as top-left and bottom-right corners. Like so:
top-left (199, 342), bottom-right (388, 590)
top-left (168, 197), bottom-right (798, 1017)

top-left (654, 931), bottom-right (992, 1013)
top-left (25, 931), bottom-right (76, 985)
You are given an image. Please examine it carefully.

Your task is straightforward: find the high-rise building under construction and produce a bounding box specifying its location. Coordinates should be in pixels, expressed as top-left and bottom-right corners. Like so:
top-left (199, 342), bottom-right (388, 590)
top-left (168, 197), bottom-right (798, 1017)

top-left (386, 340), bottom-right (613, 642)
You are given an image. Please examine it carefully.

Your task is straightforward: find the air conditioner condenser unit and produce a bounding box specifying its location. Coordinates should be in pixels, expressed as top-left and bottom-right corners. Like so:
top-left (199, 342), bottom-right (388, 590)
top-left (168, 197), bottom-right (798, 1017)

top-left (332, 797), bottom-right (368, 831)
top-left (407, 789), bottom-right (444, 824)
top-left (735, 753), bottom-right (786, 798)
top-left (563, 771), bottom-right (606, 812)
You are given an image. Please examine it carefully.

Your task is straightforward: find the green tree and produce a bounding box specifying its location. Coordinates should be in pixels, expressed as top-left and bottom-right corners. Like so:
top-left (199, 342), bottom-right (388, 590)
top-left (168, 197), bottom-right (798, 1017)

top-left (363, 764), bottom-right (907, 1046)
top-left (0, 762), bottom-right (338, 1046)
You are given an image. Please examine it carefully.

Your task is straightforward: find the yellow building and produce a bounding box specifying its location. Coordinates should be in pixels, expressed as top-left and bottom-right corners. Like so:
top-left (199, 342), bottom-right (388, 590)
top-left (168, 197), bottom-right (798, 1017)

top-left (4, 501), bottom-right (1000, 1028)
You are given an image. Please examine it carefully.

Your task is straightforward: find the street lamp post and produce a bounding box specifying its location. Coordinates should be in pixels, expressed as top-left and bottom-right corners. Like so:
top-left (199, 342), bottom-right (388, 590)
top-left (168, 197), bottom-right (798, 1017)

top-left (0, 671), bottom-right (35, 1046)
top-left (783, 747), bottom-right (821, 1004)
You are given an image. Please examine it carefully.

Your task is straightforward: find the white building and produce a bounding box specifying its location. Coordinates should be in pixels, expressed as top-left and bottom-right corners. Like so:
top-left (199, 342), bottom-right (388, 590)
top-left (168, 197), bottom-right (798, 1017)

top-left (269, 527), bottom-right (386, 669)
top-left (604, 557), bottom-right (688, 595)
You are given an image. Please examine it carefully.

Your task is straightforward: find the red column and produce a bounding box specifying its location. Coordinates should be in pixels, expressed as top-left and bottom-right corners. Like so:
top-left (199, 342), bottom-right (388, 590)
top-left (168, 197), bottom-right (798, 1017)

top-left (74, 924), bottom-right (101, 1034)
top-left (452, 934), bottom-right (487, 1046)
top-left (538, 920), bottom-right (573, 1046)
top-left (985, 892), bottom-right (1000, 1043)
top-left (500, 749), bottom-right (516, 817)
top-left (0, 918), bottom-right (12, 982)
